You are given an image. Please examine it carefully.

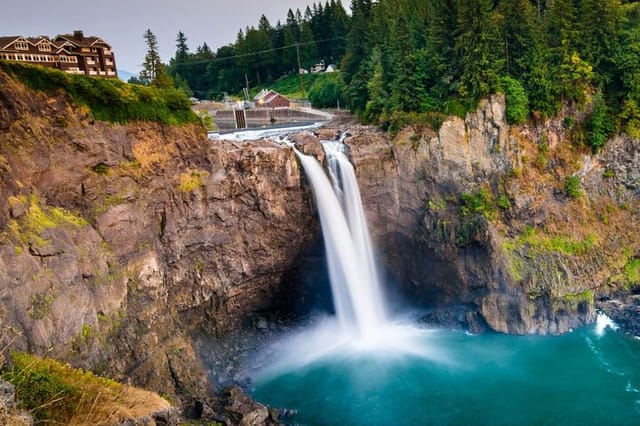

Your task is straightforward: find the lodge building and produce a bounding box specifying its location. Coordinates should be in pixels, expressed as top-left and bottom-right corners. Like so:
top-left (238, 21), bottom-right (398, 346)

top-left (0, 31), bottom-right (117, 78)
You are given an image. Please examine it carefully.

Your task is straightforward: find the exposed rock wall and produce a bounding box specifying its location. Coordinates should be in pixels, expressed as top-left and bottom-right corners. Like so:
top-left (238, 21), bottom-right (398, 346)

top-left (0, 69), bottom-right (317, 411)
top-left (346, 95), bottom-right (639, 334)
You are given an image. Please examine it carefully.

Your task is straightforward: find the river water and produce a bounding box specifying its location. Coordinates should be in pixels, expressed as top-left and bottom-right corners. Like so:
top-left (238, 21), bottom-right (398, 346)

top-left (252, 318), bottom-right (640, 425)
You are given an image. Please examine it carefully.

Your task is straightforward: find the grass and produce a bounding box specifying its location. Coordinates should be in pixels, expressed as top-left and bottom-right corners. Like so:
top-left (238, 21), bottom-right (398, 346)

top-left (0, 60), bottom-right (199, 125)
top-left (502, 227), bottom-right (599, 282)
top-left (565, 176), bottom-right (582, 199)
top-left (507, 226), bottom-right (598, 257)
top-left (461, 187), bottom-right (498, 221)
top-left (625, 258), bottom-right (640, 288)
top-left (2, 352), bottom-right (171, 425)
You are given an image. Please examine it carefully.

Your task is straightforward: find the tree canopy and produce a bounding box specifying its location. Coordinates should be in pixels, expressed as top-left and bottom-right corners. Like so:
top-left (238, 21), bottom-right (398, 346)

top-left (155, 0), bottom-right (640, 142)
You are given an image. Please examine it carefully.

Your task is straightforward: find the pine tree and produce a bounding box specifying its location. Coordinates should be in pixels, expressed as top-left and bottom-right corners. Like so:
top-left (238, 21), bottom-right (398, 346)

top-left (455, 0), bottom-right (505, 102)
top-left (175, 31), bottom-right (189, 64)
top-left (575, 0), bottom-right (622, 85)
top-left (140, 29), bottom-right (171, 88)
top-left (363, 48), bottom-right (388, 123)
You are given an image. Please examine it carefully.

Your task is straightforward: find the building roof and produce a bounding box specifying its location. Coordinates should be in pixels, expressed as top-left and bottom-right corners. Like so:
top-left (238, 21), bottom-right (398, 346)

top-left (254, 89), bottom-right (288, 105)
top-left (54, 32), bottom-right (110, 48)
top-left (0, 31), bottom-right (112, 52)
top-left (0, 36), bottom-right (23, 50)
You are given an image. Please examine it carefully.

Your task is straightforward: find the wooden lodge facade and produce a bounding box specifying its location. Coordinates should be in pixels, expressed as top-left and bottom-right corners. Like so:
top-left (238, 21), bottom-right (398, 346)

top-left (0, 31), bottom-right (117, 78)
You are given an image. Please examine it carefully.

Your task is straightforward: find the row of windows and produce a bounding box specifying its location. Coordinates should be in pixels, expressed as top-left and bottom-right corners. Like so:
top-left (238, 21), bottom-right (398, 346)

top-left (13, 41), bottom-right (52, 51)
top-left (0, 53), bottom-right (77, 63)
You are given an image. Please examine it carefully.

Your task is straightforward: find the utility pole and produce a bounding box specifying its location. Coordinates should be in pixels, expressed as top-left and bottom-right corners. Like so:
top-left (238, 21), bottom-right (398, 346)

top-left (296, 43), bottom-right (306, 98)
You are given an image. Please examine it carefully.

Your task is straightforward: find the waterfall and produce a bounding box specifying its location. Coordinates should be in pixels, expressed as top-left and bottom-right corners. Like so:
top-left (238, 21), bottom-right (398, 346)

top-left (293, 134), bottom-right (388, 338)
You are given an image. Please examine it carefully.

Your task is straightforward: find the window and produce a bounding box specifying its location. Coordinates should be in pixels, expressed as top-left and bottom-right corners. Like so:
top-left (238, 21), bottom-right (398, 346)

top-left (14, 41), bottom-right (29, 50)
top-left (38, 43), bottom-right (51, 51)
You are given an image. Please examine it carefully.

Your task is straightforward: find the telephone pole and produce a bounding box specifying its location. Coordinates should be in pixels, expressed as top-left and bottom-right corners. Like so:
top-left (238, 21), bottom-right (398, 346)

top-left (295, 43), bottom-right (306, 98)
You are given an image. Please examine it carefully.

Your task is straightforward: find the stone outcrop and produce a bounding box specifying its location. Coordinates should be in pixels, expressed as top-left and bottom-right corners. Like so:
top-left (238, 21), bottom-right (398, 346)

top-left (344, 94), bottom-right (639, 335)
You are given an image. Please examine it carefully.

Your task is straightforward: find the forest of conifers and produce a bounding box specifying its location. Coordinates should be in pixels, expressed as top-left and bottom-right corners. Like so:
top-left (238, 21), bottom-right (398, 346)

top-left (167, 0), bottom-right (640, 146)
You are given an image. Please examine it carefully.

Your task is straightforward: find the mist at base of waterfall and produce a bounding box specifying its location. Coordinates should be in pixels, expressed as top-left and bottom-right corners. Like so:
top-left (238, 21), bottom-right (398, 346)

top-left (251, 315), bottom-right (640, 425)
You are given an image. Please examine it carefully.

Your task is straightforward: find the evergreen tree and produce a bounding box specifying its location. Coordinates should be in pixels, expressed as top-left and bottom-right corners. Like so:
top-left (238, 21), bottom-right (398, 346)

top-left (342, 0), bottom-right (373, 84)
top-left (175, 31), bottom-right (189, 64)
top-left (575, 0), bottom-right (622, 85)
top-left (140, 29), bottom-right (171, 88)
top-left (455, 0), bottom-right (505, 102)
top-left (363, 48), bottom-right (388, 123)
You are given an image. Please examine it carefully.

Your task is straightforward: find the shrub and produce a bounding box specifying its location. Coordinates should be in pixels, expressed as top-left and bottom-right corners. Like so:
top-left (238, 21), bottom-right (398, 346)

top-left (308, 73), bottom-right (345, 109)
top-left (565, 176), bottom-right (582, 199)
top-left (586, 92), bottom-right (615, 153)
top-left (500, 76), bottom-right (529, 124)
top-left (460, 187), bottom-right (497, 220)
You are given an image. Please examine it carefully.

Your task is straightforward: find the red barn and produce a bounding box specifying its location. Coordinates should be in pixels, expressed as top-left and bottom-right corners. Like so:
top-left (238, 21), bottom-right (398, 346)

top-left (253, 89), bottom-right (291, 108)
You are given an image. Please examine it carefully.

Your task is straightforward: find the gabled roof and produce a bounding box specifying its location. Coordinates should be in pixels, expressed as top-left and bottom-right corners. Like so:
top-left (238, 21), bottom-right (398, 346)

top-left (54, 46), bottom-right (73, 55)
top-left (27, 37), bottom-right (52, 46)
top-left (0, 36), bottom-right (28, 50)
top-left (254, 89), bottom-right (287, 104)
top-left (54, 34), bottom-right (111, 49)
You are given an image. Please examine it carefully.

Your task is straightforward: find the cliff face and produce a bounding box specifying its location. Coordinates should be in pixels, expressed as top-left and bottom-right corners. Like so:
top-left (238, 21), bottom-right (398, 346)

top-left (348, 95), bottom-right (639, 334)
top-left (0, 69), bottom-right (317, 409)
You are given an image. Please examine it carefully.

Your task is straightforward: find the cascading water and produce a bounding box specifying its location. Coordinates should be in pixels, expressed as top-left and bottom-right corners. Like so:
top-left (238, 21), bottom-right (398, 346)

top-left (292, 134), bottom-right (387, 338)
top-left (252, 135), bottom-right (640, 425)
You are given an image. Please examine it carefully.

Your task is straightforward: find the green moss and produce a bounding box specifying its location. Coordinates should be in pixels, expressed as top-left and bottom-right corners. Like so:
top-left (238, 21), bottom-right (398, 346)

top-left (562, 290), bottom-right (595, 303)
top-left (8, 195), bottom-right (87, 247)
top-left (502, 228), bottom-right (599, 282)
top-left (0, 60), bottom-right (199, 125)
top-left (93, 194), bottom-right (127, 216)
top-left (516, 227), bottom-right (597, 256)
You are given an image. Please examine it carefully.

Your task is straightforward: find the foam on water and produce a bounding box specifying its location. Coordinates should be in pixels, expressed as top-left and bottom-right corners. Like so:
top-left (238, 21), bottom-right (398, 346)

top-left (595, 311), bottom-right (619, 336)
top-left (208, 122), bottom-right (322, 141)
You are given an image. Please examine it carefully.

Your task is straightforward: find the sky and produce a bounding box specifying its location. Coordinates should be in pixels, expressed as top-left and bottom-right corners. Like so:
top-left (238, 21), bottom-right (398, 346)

top-left (1, 0), bottom-right (322, 74)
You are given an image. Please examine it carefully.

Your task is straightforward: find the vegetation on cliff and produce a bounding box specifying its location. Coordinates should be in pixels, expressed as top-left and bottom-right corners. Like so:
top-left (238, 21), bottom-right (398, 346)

top-left (0, 61), bottom-right (199, 125)
top-left (2, 352), bottom-right (171, 424)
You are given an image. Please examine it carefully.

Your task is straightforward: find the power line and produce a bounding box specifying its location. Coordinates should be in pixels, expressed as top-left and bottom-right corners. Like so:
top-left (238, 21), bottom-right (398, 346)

top-left (170, 35), bottom-right (346, 69)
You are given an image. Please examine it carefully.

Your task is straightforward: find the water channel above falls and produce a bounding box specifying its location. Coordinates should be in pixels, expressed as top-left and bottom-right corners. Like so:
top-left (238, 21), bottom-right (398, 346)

top-left (245, 132), bottom-right (640, 425)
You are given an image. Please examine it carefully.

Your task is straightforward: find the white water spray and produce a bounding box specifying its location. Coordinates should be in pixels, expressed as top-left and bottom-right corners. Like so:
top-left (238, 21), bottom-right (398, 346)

top-left (293, 134), bottom-right (387, 338)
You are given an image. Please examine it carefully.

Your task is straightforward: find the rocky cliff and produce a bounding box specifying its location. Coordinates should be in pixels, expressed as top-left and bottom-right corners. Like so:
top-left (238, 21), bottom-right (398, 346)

top-left (1, 68), bottom-right (639, 421)
top-left (0, 68), bottom-right (316, 419)
top-left (345, 95), bottom-right (639, 334)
